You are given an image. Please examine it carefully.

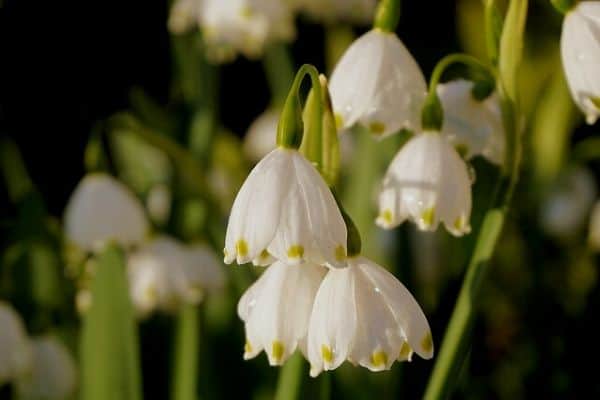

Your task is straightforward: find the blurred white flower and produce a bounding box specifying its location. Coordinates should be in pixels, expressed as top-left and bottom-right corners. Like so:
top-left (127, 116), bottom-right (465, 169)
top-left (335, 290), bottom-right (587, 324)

top-left (0, 302), bottom-right (32, 385)
top-left (307, 257), bottom-right (433, 377)
top-left (329, 29), bottom-right (426, 139)
top-left (168, 0), bottom-right (202, 34)
top-left (64, 174), bottom-right (149, 252)
top-left (146, 183), bottom-right (172, 225)
top-left (294, 0), bottom-right (377, 25)
top-left (437, 79), bottom-right (505, 165)
top-left (589, 201), bottom-right (600, 251)
top-left (243, 108), bottom-right (279, 162)
top-left (238, 261), bottom-right (326, 365)
top-left (561, 1), bottom-right (600, 124)
top-left (540, 167), bottom-right (597, 238)
top-left (377, 132), bottom-right (472, 236)
top-left (128, 236), bottom-right (225, 316)
top-left (224, 147), bottom-right (347, 267)
top-left (15, 336), bottom-right (77, 400)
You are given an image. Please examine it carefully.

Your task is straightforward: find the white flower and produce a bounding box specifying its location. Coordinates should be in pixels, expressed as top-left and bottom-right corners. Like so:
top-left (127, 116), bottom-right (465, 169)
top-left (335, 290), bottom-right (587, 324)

top-left (243, 108), bottom-right (279, 162)
top-left (146, 183), bottom-right (172, 225)
top-left (15, 336), bottom-right (77, 400)
top-left (307, 257), bottom-right (433, 377)
top-left (64, 174), bottom-right (149, 252)
top-left (329, 29), bottom-right (427, 139)
top-left (588, 201), bottom-right (600, 251)
top-left (437, 79), bottom-right (505, 165)
top-left (561, 1), bottom-right (600, 125)
top-left (224, 147), bottom-right (348, 267)
top-left (377, 132), bottom-right (472, 236)
top-left (127, 236), bottom-right (224, 316)
top-left (238, 261), bottom-right (326, 365)
top-left (540, 167), bottom-right (597, 238)
top-left (199, 0), bottom-right (296, 62)
top-left (168, 0), bottom-right (202, 34)
top-left (0, 302), bottom-right (32, 385)
top-left (293, 0), bottom-right (377, 25)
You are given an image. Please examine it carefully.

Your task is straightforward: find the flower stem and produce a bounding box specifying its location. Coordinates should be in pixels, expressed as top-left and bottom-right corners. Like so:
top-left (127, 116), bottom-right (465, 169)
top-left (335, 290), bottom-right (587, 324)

top-left (263, 43), bottom-right (296, 107)
top-left (0, 138), bottom-right (33, 203)
top-left (374, 0), bottom-right (401, 32)
top-left (275, 353), bottom-right (304, 400)
top-left (423, 0), bottom-right (527, 398)
top-left (171, 304), bottom-right (200, 400)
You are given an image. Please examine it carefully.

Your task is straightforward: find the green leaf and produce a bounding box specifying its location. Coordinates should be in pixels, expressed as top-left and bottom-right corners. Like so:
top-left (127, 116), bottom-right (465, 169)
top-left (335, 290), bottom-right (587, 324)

top-left (80, 244), bottom-right (141, 400)
top-left (498, 0), bottom-right (528, 103)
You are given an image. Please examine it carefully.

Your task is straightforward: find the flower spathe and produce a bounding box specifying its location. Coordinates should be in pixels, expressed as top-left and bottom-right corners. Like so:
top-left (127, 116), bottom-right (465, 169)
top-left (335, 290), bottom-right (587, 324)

top-left (0, 302), bottom-right (32, 385)
top-left (238, 261), bottom-right (326, 366)
top-left (15, 336), bottom-right (77, 400)
top-left (437, 79), bottom-right (505, 165)
top-left (128, 236), bottom-right (225, 316)
top-left (329, 29), bottom-right (426, 138)
top-left (561, 1), bottom-right (600, 125)
top-left (307, 257), bottom-right (433, 377)
top-left (377, 132), bottom-right (472, 236)
top-left (224, 147), bottom-right (348, 267)
top-left (64, 173), bottom-right (149, 252)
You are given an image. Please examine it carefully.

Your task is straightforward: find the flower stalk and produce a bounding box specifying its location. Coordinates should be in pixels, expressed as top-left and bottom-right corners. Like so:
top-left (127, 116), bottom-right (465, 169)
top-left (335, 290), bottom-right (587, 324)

top-left (374, 0), bottom-right (401, 32)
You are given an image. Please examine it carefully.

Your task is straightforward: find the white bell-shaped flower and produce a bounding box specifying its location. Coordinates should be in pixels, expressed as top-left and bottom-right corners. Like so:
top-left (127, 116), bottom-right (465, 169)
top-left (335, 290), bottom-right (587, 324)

top-left (238, 261), bottom-right (326, 365)
top-left (224, 147), bottom-right (348, 267)
top-left (329, 29), bottom-right (427, 139)
top-left (0, 302), bottom-right (32, 385)
top-left (377, 132), bottom-right (472, 236)
top-left (588, 201), bottom-right (600, 251)
top-left (293, 0), bottom-right (377, 25)
top-left (199, 0), bottom-right (295, 61)
top-left (15, 336), bottom-right (77, 400)
top-left (128, 236), bottom-right (225, 316)
top-left (307, 257), bottom-right (433, 377)
top-left (561, 1), bottom-right (600, 125)
top-left (243, 108), bottom-right (279, 163)
top-left (437, 79), bottom-right (505, 165)
top-left (540, 167), bottom-right (597, 238)
top-left (64, 174), bottom-right (149, 252)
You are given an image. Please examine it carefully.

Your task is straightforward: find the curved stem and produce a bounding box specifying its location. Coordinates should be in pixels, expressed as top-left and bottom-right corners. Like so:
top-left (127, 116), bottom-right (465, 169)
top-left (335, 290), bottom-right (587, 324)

top-left (428, 53), bottom-right (496, 94)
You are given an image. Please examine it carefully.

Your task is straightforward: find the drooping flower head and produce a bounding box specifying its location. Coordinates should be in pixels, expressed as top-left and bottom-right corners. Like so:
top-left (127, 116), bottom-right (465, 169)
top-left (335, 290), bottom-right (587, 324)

top-left (224, 147), bottom-right (348, 267)
top-left (437, 79), bottom-right (504, 165)
top-left (238, 261), bottom-right (326, 365)
top-left (0, 302), bottom-right (32, 385)
top-left (377, 132), bottom-right (472, 236)
top-left (64, 174), bottom-right (149, 252)
top-left (561, 1), bottom-right (600, 124)
top-left (307, 256), bottom-right (433, 377)
top-left (128, 236), bottom-right (224, 316)
top-left (329, 29), bottom-right (427, 138)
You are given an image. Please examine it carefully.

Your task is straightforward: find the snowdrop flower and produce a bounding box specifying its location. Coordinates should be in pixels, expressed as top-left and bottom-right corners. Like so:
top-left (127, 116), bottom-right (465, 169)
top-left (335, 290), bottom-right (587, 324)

top-left (15, 336), bottom-right (77, 400)
top-left (238, 261), bottom-right (326, 365)
top-left (64, 174), bottom-right (149, 252)
top-left (561, 1), bottom-right (600, 125)
top-left (224, 147), bottom-right (347, 267)
top-left (243, 108), bottom-right (279, 162)
top-left (168, 0), bottom-right (202, 34)
top-left (0, 302), bottom-right (32, 385)
top-left (128, 236), bottom-right (224, 316)
top-left (377, 132), bottom-right (472, 236)
top-left (293, 0), bottom-right (377, 25)
top-left (540, 167), bottom-right (597, 238)
top-left (307, 257), bottom-right (433, 377)
top-left (437, 79), bottom-right (505, 165)
top-left (199, 0), bottom-right (296, 62)
top-left (588, 201), bottom-right (600, 251)
top-left (329, 29), bottom-right (426, 139)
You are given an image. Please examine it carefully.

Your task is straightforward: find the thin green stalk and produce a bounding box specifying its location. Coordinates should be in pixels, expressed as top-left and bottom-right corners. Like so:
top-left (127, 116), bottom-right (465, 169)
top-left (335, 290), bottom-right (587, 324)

top-left (172, 304), bottom-right (200, 400)
top-left (274, 353), bottom-right (304, 400)
top-left (324, 25), bottom-right (355, 74)
top-left (374, 0), bottom-right (401, 32)
top-left (263, 43), bottom-right (295, 107)
top-left (423, 0), bottom-right (527, 398)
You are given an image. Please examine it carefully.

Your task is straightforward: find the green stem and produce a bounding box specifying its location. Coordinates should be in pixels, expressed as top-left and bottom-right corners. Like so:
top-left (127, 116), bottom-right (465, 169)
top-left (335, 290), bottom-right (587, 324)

top-left (324, 25), bottom-right (355, 74)
top-left (263, 43), bottom-right (296, 107)
top-left (274, 353), bottom-right (304, 400)
top-left (0, 138), bottom-right (34, 203)
top-left (172, 304), bottom-right (200, 400)
top-left (373, 0), bottom-right (401, 32)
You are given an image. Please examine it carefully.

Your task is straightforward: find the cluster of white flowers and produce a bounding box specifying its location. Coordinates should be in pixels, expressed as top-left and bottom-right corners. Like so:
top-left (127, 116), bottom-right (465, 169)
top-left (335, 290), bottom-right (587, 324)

top-left (167, 0), bottom-right (378, 62)
top-left (64, 173), bottom-right (224, 317)
top-left (226, 143), bottom-right (433, 374)
top-left (0, 303), bottom-right (77, 399)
